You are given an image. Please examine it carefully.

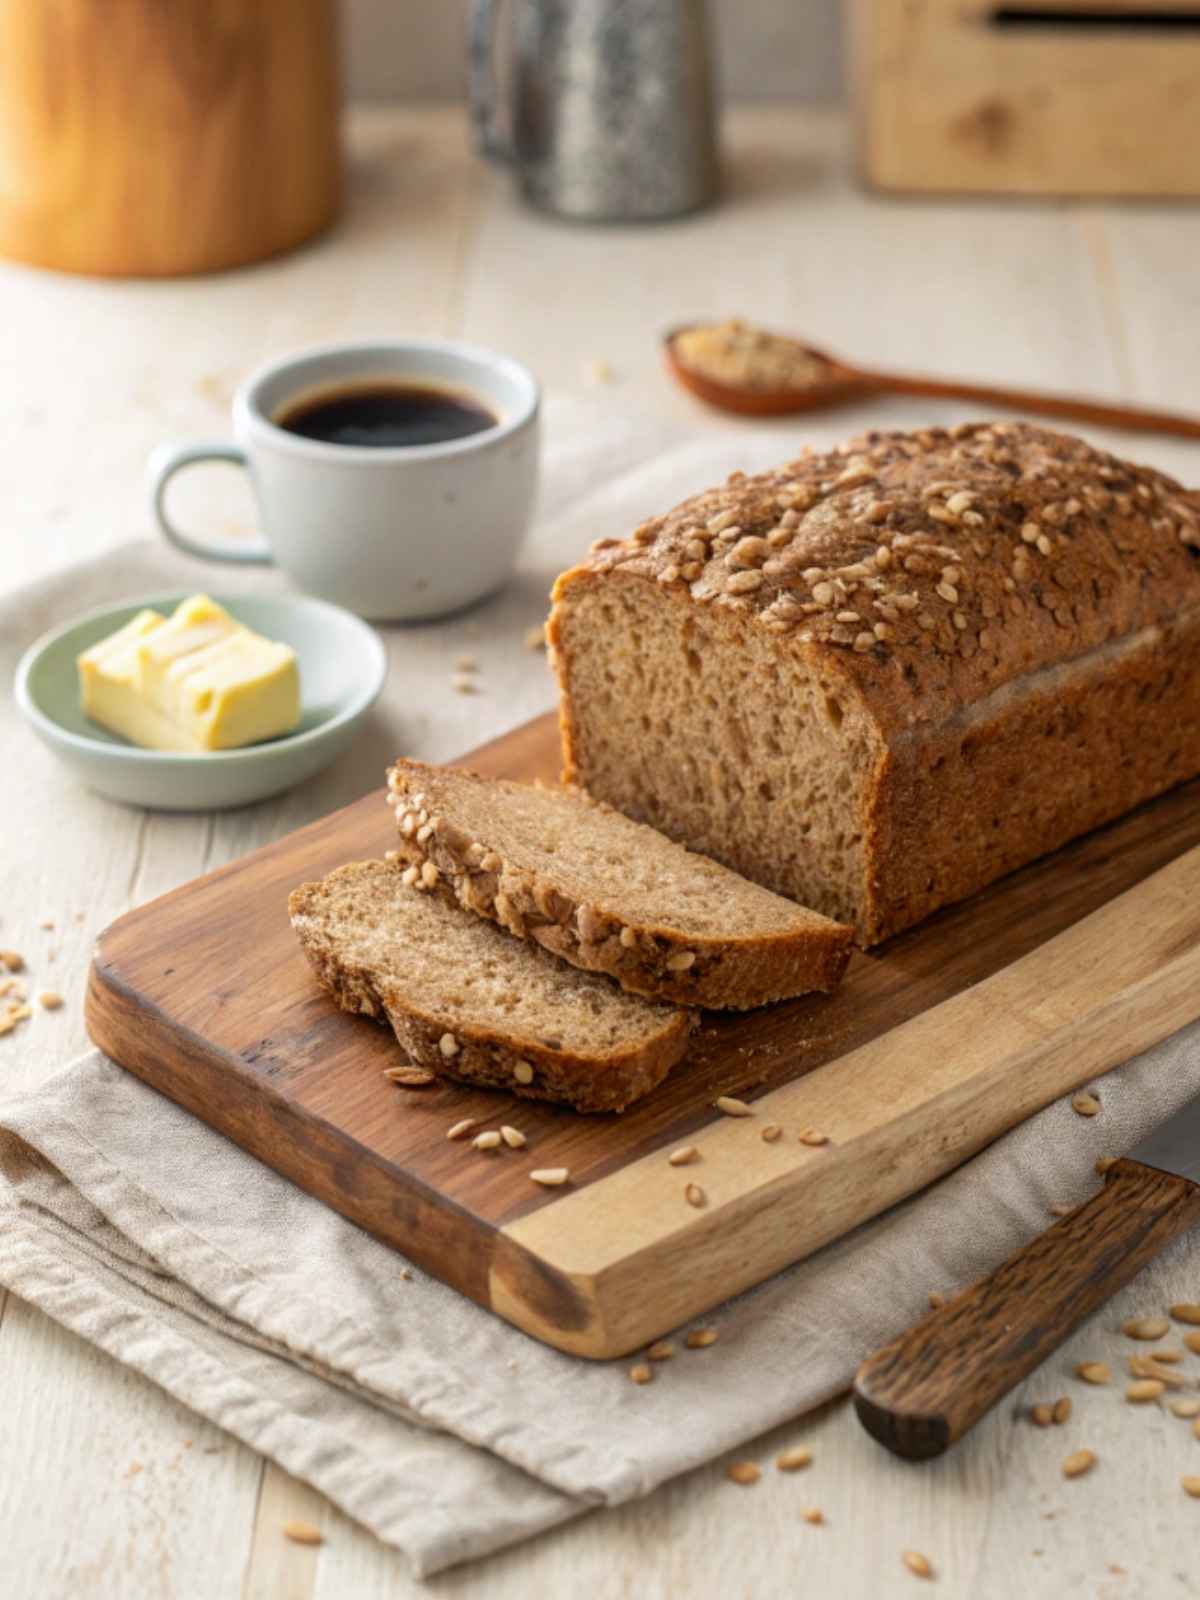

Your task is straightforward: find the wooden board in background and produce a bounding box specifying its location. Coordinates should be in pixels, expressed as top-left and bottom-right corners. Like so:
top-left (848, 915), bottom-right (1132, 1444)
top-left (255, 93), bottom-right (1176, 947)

top-left (87, 712), bottom-right (1200, 1357)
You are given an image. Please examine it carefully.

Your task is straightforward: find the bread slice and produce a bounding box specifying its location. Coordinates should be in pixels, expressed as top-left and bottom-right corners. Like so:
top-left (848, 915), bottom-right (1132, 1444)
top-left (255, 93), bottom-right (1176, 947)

top-left (289, 860), bottom-right (693, 1113)
top-left (385, 759), bottom-right (854, 1008)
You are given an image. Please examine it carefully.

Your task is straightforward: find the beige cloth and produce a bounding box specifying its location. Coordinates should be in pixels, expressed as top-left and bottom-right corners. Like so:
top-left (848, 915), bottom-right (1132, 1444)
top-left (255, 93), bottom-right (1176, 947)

top-left (2, 399), bottom-right (1198, 1575)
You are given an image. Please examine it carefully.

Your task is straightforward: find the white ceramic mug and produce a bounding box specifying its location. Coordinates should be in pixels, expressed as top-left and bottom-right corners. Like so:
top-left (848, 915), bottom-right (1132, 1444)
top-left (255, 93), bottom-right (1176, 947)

top-left (147, 340), bottom-right (541, 621)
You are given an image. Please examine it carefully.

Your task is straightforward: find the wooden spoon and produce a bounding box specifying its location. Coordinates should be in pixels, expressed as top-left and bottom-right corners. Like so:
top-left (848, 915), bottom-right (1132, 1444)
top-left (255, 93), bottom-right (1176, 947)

top-left (664, 323), bottom-right (1200, 442)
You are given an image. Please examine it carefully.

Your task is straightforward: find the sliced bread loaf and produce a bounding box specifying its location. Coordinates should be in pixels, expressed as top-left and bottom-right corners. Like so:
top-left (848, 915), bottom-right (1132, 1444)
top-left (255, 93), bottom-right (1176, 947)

top-left (385, 759), bottom-right (854, 1008)
top-left (289, 859), bottom-right (692, 1112)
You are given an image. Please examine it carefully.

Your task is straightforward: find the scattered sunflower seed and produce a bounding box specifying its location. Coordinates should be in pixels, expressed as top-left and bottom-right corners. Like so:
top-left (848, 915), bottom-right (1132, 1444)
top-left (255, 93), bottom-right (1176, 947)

top-left (776, 1446), bottom-right (812, 1472)
top-left (0, 950), bottom-right (24, 973)
top-left (446, 1118), bottom-right (477, 1141)
top-left (1170, 1397), bottom-right (1200, 1419)
top-left (801, 1507), bottom-right (824, 1525)
top-left (668, 1145), bottom-right (699, 1166)
top-left (1171, 1304), bottom-right (1200, 1326)
top-left (1123, 1316), bottom-right (1170, 1341)
top-left (1052, 1397), bottom-right (1071, 1425)
top-left (686, 1327), bottom-right (719, 1349)
top-left (1126, 1379), bottom-right (1166, 1403)
top-left (685, 1183), bottom-right (706, 1208)
top-left (800, 1130), bottom-right (830, 1147)
top-left (647, 1341), bottom-right (674, 1361)
top-left (524, 624), bottom-right (547, 651)
top-left (902, 1550), bottom-right (933, 1580)
top-left (727, 1461), bottom-right (760, 1486)
top-left (1076, 1361), bottom-right (1112, 1385)
top-left (282, 1521), bottom-right (323, 1545)
top-left (629, 1363), bottom-right (653, 1385)
top-left (500, 1125), bottom-right (526, 1149)
top-left (473, 1130), bottom-right (502, 1151)
top-left (383, 1065), bottom-right (436, 1086)
top-left (1031, 1403), bottom-right (1054, 1427)
top-left (715, 1095), bottom-right (753, 1117)
top-left (928, 1291), bottom-right (946, 1310)
top-left (1185, 1332), bottom-right (1200, 1356)
top-left (1062, 1448), bottom-right (1096, 1479)
top-left (1072, 1091), bottom-right (1101, 1117)
top-left (37, 991), bottom-right (64, 1011)
top-left (1183, 1476), bottom-right (1200, 1499)
top-left (761, 1124), bottom-right (783, 1143)
top-left (1095, 1155), bottom-right (1117, 1176)
top-left (530, 1167), bottom-right (569, 1186)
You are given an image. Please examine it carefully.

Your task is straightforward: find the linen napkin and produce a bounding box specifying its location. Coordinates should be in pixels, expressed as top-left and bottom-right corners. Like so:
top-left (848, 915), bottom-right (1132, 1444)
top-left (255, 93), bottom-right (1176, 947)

top-left (2, 393), bottom-right (1198, 1576)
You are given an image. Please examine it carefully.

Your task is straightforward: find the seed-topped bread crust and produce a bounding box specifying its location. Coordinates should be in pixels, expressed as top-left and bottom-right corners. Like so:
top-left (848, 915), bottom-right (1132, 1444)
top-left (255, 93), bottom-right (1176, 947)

top-left (290, 861), bottom-right (693, 1113)
top-left (385, 758), bottom-right (854, 1008)
top-left (576, 421), bottom-right (1200, 721)
top-left (550, 423), bottom-right (1200, 943)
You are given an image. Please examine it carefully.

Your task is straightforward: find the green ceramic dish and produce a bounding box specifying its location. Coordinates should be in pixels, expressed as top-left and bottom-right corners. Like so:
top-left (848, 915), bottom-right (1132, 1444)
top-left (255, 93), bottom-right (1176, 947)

top-left (15, 592), bottom-right (387, 811)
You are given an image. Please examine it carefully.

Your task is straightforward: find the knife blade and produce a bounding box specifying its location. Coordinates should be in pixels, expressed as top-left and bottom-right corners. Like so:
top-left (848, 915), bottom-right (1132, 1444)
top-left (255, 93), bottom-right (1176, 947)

top-left (852, 1099), bottom-right (1200, 1460)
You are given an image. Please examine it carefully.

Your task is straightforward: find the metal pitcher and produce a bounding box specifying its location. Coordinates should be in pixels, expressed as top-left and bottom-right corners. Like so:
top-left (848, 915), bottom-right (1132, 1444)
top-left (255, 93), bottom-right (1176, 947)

top-left (468, 0), bottom-right (719, 222)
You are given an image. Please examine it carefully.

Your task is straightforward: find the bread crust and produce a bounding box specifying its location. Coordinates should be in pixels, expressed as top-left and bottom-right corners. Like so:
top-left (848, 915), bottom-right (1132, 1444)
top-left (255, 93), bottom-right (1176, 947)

top-left (385, 759), bottom-right (853, 1008)
top-left (289, 867), bottom-right (692, 1113)
top-left (549, 423), bottom-right (1200, 944)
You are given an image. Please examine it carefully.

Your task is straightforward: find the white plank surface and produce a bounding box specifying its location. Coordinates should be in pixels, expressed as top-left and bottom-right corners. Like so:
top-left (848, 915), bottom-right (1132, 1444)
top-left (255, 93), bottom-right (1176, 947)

top-left (2, 106), bottom-right (1199, 1599)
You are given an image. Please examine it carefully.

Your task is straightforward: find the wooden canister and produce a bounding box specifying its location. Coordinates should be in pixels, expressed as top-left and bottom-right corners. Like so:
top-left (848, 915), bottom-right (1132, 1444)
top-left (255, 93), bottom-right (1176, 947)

top-left (0, 0), bottom-right (342, 276)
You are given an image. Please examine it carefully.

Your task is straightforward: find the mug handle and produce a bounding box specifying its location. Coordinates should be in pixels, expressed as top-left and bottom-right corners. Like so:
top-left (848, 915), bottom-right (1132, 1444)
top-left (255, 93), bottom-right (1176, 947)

top-left (146, 441), bottom-right (273, 565)
top-left (468, 0), bottom-right (514, 165)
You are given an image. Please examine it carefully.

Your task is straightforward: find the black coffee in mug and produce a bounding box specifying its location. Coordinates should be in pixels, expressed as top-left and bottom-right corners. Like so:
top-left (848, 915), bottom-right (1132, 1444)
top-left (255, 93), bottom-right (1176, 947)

top-left (276, 382), bottom-right (497, 449)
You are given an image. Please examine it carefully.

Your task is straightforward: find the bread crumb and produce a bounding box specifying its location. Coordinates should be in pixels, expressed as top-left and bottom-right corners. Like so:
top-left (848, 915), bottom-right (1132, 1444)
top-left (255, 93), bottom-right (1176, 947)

top-left (452, 676), bottom-right (479, 695)
top-left (524, 623), bottom-right (547, 651)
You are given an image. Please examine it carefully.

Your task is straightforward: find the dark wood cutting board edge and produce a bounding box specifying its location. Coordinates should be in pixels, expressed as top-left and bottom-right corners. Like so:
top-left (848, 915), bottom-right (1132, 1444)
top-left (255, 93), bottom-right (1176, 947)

top-left (87, 711), bottom-right (1200, 1356)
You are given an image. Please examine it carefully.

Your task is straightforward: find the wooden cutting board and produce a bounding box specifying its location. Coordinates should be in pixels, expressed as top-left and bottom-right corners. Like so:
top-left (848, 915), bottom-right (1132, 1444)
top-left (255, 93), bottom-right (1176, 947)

top-left (87, 712), bottom-right (1200, 1359)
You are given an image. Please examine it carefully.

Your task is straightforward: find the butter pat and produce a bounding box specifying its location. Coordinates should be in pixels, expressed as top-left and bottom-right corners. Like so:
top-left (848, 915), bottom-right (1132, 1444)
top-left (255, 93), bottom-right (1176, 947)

top-left (79, 595), bottom-right (301, 752)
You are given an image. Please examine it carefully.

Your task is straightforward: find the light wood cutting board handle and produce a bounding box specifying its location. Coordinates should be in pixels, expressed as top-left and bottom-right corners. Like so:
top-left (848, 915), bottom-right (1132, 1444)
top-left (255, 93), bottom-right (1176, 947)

top-left (853, 1157), bottom-right (1200, 1460)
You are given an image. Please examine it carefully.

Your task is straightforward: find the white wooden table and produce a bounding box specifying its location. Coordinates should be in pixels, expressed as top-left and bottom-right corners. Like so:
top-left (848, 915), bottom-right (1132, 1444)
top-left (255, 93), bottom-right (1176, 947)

top-left (3, 106), bottom-right (1199, 1599)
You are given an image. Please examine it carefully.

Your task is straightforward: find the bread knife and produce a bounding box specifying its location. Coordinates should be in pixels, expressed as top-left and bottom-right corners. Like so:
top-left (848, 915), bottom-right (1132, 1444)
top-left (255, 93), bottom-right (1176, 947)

top-left (853, 1103), bottom-right (1200, 1459)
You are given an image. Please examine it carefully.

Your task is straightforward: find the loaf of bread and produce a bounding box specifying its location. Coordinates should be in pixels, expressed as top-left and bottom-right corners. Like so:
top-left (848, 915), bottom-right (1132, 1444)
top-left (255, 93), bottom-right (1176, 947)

top-left (289, 860), bottom-right (693, 1112)
top-left (549, 422), bottom-right (1200, 944)
top-left (385, 758), bottom-right (853, 1008)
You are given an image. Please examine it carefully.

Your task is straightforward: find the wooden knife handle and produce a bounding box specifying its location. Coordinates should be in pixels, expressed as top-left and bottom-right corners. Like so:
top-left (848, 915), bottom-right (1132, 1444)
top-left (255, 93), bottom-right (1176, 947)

top-left (853, 1158), bottom-right (1200, 1460)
